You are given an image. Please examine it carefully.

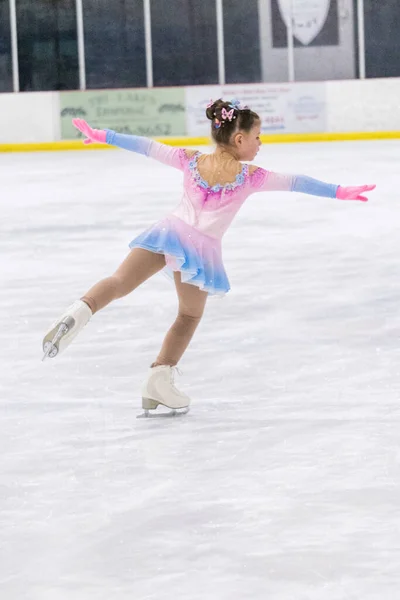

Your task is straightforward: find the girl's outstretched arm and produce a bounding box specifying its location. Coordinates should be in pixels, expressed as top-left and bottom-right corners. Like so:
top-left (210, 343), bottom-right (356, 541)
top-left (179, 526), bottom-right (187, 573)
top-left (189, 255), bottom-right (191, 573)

top-left (249, 166), bottom-right (375, 202)
top-left (72, 118), bottom-right (187, 170)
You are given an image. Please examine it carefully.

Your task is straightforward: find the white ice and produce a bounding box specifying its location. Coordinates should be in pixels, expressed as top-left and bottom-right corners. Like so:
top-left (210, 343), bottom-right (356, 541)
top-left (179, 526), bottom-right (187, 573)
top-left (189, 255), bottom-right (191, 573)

top-left (1, 141), bottom-right (400, 600)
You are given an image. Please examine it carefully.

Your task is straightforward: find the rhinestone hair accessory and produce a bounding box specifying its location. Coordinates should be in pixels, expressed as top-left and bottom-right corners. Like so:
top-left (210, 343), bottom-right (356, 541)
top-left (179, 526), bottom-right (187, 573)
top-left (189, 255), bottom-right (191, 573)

top-left (221, 108), bottom-right (234, 122)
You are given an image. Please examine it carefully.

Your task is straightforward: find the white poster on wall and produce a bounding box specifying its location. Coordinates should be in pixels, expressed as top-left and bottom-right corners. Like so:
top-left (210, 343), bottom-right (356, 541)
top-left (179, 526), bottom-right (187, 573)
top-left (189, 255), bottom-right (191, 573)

top-left (185, 83), bottom-right (326, 137)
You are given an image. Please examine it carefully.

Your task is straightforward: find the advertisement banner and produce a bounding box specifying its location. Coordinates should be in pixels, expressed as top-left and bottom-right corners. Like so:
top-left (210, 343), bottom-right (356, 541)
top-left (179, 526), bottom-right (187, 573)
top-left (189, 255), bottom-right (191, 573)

top-left (286, 83), bottom-right (327, 132)
top-left (185, 82), bottom-right (326, 137)
top-left (60, 88), bottom-right (186, 139)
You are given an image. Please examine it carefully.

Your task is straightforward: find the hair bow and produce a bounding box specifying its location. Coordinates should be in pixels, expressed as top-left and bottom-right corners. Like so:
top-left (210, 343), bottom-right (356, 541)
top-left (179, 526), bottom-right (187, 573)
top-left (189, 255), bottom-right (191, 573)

top-left (229, 99), bottom-right (241, 110)
top-left (221, 107), bottom-right (234, 121)
top-left (206, 98), bottom-right (215, 108)
top-left (229, 98), bottom-right (249, 111)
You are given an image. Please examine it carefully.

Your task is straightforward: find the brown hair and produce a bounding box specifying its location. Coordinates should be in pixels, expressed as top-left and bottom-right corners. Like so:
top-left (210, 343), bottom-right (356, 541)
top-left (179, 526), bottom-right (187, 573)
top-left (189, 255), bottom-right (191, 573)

top-left (205, 99), bottom-right (260, 145)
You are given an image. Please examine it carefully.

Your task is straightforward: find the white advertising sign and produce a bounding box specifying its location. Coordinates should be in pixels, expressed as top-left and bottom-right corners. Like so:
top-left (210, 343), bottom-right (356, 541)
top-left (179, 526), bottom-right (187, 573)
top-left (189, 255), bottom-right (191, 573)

top-left (185, 82), bottom-right (326, 137)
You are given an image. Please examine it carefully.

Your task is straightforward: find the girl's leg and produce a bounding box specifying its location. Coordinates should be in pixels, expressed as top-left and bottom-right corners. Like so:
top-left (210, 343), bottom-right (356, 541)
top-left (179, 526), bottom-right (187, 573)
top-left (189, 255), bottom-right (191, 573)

top-left (81, 248), bottom-right (166, 313)
top-left (153, 272), bottom-right (208, 367)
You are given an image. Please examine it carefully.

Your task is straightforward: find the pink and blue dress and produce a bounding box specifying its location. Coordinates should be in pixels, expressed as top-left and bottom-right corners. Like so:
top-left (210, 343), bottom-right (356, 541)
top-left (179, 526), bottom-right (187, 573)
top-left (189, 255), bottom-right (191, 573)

top-left (105, 131), bottom-right (338, 297)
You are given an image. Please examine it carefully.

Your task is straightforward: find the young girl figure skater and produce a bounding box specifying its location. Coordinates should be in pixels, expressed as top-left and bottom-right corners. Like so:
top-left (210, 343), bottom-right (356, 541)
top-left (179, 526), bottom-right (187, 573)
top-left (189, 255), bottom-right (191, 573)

top-left (42, 99), bottom-right (375, 414)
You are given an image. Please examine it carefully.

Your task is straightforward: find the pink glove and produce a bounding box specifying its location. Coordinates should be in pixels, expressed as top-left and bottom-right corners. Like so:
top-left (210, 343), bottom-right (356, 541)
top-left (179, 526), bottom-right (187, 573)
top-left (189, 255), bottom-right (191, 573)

top-left (336, 184), bottom-right (376, 202)
top-left (72, 118), bottom-right (107, 144)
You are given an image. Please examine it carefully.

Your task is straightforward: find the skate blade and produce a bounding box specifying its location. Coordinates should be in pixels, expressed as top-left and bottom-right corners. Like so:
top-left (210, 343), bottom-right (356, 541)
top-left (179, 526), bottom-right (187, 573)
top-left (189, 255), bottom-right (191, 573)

top-left (137, 407), bottom-right (190, 419)
top-left (42, 341), bottom-right (59, 361)
top-left (42, 320), bottom-right (71, 361)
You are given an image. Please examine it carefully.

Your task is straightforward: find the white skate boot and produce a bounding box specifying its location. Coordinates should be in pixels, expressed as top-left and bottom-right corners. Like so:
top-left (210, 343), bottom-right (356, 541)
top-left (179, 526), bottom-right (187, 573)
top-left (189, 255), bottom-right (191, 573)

top-left (42, 300), bottom-right (92, 361)
top-left (141, 365), bottom-right (191, 416)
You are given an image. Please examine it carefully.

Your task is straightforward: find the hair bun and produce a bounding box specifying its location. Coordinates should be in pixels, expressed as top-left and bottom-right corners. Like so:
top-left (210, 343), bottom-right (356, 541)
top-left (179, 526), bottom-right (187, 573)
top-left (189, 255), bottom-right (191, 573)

top-left (205, 99), bottom-right (241, 123)
top-left (205, 99), bottom-right (220, 121)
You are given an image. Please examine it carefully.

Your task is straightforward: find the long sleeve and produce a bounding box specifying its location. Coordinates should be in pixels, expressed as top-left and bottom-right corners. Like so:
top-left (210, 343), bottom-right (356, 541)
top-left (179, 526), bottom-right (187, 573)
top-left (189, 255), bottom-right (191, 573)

top-left (250, 167), bottom-right (338, 198)
top-left (105, 130), bottom-right (185, 170)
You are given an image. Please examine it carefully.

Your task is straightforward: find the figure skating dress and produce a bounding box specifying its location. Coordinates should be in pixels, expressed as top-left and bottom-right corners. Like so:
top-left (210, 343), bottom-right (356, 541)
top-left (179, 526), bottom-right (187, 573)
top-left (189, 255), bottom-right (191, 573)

top-left (106, 132), bottom-right (338, 297)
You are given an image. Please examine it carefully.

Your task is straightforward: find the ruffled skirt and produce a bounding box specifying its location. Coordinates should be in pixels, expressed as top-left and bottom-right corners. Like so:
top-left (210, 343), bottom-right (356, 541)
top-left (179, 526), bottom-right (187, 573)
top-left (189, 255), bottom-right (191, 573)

top-left (129, 215), bottom-right (230, 296)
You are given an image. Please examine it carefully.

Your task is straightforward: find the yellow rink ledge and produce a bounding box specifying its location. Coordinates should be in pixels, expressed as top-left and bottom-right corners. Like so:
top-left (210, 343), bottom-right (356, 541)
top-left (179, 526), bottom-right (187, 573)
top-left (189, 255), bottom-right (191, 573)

top-left (2, 131), bottom-right (400, 152)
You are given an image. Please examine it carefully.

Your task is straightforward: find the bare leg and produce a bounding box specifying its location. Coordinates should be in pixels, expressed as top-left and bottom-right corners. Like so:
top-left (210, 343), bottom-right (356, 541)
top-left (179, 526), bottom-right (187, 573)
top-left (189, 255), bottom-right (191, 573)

top-left (153, 272), bottom-right (208, 366)
top-left (81, 248), bottom-right (166, 313)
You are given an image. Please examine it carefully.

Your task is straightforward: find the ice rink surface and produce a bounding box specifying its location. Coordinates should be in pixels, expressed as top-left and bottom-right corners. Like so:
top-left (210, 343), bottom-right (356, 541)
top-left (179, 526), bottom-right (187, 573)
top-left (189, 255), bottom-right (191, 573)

top-left (1, 141), bottom-right (400, 600)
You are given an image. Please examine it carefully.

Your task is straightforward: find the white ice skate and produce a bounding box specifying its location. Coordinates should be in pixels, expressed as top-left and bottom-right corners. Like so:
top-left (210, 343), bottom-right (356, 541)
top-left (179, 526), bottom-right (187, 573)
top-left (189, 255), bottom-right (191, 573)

top-left (42, 300), bottom-right (92, 361)
top-left (140, 365), bottom-right (191, 417)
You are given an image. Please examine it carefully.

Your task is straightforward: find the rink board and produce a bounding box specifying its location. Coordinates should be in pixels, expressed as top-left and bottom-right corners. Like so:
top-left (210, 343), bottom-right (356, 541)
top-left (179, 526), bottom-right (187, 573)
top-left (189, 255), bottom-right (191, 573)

top-left (2, 130), bottom-right (400, 152)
